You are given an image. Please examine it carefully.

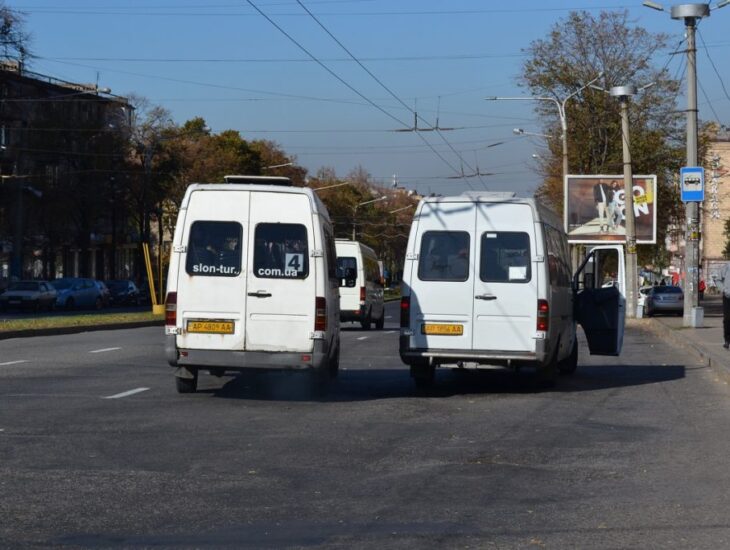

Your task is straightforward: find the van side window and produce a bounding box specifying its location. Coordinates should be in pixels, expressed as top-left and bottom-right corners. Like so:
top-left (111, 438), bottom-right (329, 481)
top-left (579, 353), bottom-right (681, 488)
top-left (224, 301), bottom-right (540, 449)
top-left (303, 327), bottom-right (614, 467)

top-left (479, 232), bottom-right (531, 283)
top-left (253, 223), bottom-right (309, 279)
top-left (365, 256), bottom-right (381, 285)
top-left (418, 231), bottom-right (470, 281)
top-left (186, 221), bottom-right (243, 277)
top-left (545, 225), bottom-right (571, 288)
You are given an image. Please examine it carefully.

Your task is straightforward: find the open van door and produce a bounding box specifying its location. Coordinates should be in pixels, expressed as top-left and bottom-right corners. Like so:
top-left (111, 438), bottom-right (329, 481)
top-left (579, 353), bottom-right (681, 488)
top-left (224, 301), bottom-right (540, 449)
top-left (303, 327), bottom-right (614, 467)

top-left (573, 245), bottom-right (626, 356)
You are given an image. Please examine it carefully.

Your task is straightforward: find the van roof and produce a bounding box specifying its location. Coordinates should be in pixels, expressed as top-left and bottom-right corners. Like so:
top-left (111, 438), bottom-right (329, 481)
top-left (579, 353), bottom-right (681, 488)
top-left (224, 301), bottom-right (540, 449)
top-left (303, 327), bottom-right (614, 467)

top-left (180, 183), bottom-right (330, 222)
top-left (417, 191), bottom-right (561, 230)
top-left (335, 239), bottom-right (377, 256)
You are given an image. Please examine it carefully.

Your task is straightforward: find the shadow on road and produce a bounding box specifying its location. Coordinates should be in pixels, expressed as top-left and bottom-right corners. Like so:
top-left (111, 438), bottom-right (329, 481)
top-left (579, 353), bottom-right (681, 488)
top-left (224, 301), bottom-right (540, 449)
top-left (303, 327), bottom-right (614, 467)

top-left (198, 362), bottom-right (687, 402)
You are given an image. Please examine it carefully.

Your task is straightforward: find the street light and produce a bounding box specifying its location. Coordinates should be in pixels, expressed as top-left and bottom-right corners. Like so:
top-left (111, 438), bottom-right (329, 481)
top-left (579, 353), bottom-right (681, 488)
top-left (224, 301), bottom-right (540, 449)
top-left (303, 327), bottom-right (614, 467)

top-left (388, 204), bottom-right (416, 214)
top-left (262, 162), bottom-right (293, 170)
top-left (644, 2), bottom-right (729, 327)
top-left (485, 71), bottom-right (603, 181)
top-left (352, 196), bottom-right (387, 240)
top-left (313, 181), bottom-right (352, 191)
top-left (513, 128), bottom-right (553, 139)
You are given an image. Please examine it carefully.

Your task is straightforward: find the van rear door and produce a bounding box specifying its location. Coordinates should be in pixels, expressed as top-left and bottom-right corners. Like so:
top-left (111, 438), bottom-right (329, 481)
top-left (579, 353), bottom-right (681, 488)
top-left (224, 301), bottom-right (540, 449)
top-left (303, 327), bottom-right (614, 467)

top-left (409, 200), bottom-right (475, 351)
top-left (176, 189), bottom-right (249, 351)
top-left (472, 202), bottom-right (538, 352)
top-left (246, 192), bottom-right (316, 353)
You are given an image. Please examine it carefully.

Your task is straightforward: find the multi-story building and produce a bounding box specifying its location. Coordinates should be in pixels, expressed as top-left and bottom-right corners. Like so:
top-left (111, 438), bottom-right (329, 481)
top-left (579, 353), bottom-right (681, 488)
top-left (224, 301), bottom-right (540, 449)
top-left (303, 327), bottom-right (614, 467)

top-left (701, 131), bottom-right (730, 288)
top-left (0, 61), bottom-right (136, 284)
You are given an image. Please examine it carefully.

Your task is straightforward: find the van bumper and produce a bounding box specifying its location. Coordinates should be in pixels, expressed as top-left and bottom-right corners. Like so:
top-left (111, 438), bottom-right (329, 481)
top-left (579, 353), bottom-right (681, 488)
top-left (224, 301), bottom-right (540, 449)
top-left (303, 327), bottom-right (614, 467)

top-left (399, 335), bottom-right (548, 367)
top-left (165, 335), bottom-right (328, 370)
top-left (340, 308), bottom-right (365, 322)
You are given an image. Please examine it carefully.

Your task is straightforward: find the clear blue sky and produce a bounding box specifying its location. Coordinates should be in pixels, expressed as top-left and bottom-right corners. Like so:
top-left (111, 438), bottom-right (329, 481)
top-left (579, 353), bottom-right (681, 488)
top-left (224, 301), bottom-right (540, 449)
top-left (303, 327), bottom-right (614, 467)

top-left (12, 0), bottom-right (730, 196)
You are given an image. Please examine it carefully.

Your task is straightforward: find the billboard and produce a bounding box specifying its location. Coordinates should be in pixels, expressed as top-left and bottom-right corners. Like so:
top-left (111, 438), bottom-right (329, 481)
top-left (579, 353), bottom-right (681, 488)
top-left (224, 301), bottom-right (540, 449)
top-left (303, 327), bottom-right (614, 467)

top-left (564, 175), bottom-right (657, 244)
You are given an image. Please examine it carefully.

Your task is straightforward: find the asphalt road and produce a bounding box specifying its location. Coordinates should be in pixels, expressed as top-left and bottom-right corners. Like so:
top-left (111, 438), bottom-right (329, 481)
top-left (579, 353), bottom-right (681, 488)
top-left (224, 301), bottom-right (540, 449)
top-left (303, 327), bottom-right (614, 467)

top-left (2, 302), bottom-right (730, 548)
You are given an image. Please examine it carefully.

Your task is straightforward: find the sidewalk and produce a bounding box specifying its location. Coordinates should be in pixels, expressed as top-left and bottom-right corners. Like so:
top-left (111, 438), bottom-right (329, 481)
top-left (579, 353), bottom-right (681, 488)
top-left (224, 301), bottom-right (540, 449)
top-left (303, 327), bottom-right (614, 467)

top-left (639, 294), bottom-right (730, 385)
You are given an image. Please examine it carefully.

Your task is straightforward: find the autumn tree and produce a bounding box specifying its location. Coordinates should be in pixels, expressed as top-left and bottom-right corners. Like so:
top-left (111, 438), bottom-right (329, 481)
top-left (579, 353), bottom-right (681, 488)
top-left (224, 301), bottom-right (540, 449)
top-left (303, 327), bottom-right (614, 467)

top-left (519, 10), bottom-right (686, 265)
top-left (0, 3), bottom-right (31, 63)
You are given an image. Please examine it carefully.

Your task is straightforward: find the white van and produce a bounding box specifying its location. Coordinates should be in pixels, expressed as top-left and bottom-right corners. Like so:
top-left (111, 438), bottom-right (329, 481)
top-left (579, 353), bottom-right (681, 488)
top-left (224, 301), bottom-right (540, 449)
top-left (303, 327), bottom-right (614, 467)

top-left (335, 239), bottom-right (385, 329)
top-left (399, 191), bottom-right (625, 388)
top-left (164, 176), bottom-right (341, 393)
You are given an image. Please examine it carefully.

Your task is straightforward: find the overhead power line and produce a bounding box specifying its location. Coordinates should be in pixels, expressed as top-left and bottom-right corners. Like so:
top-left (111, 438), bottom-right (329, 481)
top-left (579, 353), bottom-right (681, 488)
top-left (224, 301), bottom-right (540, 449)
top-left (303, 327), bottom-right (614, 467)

top-left (291, 0), bottom-right (485, 188)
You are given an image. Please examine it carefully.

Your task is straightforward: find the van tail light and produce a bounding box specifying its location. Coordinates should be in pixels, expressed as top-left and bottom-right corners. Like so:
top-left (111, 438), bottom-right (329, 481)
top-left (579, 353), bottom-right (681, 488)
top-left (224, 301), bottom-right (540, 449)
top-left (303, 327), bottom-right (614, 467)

top-left (315, 297), bottom-right (327, 331)
top-left (400, 296), bottom-right (410, 328)
top-left (537, 299), bottom-right (549, 332)
top-left (359, 286), bottom-right (366, 305)
top-left (165, 292), bottom-right (177, 326)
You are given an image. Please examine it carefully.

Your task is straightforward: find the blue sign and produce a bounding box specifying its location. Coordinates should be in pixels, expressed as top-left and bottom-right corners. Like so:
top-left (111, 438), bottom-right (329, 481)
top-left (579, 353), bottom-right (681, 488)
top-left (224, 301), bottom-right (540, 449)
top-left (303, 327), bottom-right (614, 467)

top-left (680, 166), bottom-right (704, 202)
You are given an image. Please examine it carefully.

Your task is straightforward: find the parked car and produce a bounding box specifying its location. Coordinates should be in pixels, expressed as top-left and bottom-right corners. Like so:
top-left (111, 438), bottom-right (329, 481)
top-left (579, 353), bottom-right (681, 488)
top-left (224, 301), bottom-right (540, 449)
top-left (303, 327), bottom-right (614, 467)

top-left (645, 285), bottom-right (684, 317)
top-left (51, 278), bottom-right (104, 310)
top-left (0, 280), bottom-right (57, 311)
top-left (95, 280), bottom-right (111, 307)
top-left (106, 279), bottom-right (141, 306)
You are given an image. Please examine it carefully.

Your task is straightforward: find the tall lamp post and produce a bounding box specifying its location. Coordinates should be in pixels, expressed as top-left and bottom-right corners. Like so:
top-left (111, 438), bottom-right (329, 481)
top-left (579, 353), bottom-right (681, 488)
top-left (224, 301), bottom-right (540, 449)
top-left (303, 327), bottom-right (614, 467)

top-left (643, 0), bottom-right (729, 327)
top-left (485, 72), bottom-right (603, 184)
top-left (352, 196), bottom-right (386, 240)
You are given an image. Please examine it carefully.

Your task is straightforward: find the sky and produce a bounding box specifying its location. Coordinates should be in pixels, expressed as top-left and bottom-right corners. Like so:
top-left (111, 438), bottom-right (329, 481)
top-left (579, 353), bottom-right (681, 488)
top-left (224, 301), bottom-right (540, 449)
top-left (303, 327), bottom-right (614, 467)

top-left (11, 0), bottom-right (730, 196)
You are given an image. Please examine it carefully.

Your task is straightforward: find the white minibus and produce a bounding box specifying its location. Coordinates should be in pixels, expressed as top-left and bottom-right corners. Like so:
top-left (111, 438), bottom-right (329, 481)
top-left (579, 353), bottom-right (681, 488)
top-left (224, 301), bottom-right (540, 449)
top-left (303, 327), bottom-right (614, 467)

top-left (164, 176), bottom-right (341, 393)
top-left (335, 239), bottom-right (385, 329)
top-left (399, 191), bottom-right (625, 388)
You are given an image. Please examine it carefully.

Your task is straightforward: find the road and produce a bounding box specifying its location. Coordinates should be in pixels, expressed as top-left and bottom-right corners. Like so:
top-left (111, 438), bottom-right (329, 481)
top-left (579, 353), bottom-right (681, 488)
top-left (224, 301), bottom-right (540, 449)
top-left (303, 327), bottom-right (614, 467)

top-left (2, 301), bottom-right (730, 548)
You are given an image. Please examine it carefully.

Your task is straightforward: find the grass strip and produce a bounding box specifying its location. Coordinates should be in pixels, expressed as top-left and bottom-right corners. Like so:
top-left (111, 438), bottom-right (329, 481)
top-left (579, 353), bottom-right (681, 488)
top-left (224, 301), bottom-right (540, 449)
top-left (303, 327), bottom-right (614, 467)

top-left (0, 311), bottom-right (163, 332)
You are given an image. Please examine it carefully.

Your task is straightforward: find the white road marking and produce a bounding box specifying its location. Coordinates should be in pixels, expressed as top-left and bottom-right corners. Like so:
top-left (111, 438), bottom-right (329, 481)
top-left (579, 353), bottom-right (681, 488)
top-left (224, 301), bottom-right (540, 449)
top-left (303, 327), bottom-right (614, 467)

top-left (89, 347), bottom-right (121, 354)
top-left (385, 316), bottom-right (393, 319)
top-left (386, 330), bottom-right (396, 334)
top-left (104, 387), bottom-right (150, 399)
top-left (357, 336), bottom-right (369, 341)
top-left (0, 360), bottom-right (29, 366)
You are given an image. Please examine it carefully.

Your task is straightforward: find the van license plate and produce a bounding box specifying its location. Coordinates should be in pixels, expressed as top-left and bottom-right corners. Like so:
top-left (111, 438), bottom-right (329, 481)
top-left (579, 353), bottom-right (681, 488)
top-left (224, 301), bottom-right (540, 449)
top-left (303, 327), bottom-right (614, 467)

top-left (187, 320), bottom-right (235, 334)
top-left (422, 323), bottom-right (463, 336)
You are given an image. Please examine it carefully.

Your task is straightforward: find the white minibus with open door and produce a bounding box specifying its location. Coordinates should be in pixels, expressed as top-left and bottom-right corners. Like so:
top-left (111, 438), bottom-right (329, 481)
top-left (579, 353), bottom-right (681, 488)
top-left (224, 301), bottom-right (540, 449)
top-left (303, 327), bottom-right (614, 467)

top-left (399, 191), bottom-right (625, 389)
top-left (164, 176), bottom-right (341, 394)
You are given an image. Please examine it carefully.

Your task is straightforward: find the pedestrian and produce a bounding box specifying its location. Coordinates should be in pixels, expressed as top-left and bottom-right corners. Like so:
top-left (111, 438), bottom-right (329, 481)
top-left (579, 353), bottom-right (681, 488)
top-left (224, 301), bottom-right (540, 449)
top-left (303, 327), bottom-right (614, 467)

top-left (699, 278), bottom-right (706, 300)
top-left (715, 262), bottom-right (730, 349)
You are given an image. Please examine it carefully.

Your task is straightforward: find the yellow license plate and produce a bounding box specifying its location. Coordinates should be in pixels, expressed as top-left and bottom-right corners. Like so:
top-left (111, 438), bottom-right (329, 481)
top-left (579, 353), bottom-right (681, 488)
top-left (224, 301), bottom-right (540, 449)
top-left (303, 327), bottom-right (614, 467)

top-left (422, 323), bottom-right (463, 335)
top-left (187, 320), bottom-right (235, 334)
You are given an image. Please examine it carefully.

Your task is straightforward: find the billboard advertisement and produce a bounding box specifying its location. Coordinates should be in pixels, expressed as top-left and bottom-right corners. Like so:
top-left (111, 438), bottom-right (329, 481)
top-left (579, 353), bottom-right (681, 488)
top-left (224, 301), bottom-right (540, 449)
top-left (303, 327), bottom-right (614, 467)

top-left (564, 175), bottom-right (657, 244)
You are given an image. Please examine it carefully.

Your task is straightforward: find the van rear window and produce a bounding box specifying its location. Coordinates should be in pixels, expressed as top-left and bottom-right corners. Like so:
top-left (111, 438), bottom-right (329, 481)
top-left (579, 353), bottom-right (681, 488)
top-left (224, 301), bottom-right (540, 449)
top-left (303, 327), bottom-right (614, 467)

top-left (480, 232), bottom-right (531, 283)
top-left (186, 221), bottom-right (243, 277)
top-left (336, 257), bottom-right (357, 279)
top-left (418, 231), bottom-right (470, 281)
top-left (253, 223), bottom-right (309, 279)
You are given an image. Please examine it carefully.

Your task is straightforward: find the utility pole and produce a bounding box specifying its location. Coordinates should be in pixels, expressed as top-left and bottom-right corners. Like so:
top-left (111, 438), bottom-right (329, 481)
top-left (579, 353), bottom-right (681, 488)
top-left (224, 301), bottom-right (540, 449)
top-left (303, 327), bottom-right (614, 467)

top-left (612, 86), bottom-right (639, 318)
top-left (643, 1), bottom-right (730, 327)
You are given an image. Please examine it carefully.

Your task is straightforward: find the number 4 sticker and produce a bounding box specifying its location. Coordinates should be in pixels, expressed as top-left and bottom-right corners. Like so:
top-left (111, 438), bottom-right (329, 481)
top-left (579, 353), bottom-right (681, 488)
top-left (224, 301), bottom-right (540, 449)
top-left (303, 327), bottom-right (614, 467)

top-left (285, 253), bottom-right (304, 272)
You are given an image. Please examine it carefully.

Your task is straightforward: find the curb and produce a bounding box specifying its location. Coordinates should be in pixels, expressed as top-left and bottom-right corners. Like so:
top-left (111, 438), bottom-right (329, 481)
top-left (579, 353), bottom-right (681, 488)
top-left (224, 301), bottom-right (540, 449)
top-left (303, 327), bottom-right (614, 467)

top-left (635, 318), bottom-right (730, 386)
top-left (0, 320), bottom-right (164, 341)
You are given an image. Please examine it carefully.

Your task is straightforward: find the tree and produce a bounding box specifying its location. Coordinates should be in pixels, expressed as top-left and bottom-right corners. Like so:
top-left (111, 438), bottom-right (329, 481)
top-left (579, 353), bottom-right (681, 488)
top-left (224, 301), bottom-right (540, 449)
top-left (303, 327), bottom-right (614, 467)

top-left (0, 3), bottom-right (31, 63)
top-left (519, 10), bottom-right (686, 264)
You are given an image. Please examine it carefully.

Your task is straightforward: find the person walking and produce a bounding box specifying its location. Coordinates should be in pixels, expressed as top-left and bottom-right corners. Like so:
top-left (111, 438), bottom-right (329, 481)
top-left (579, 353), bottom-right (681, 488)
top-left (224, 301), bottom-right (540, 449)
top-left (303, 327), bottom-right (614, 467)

top-left (699, 278), bottom-right (706, 300)
top-left (715, 263), bottom-right (730, 349)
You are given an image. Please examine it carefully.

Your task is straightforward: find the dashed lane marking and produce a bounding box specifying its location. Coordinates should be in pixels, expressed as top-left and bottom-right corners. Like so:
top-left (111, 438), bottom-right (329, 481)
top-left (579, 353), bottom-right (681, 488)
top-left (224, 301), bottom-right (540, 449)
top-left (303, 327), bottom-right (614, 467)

top-left (90, 347), bottom-right (122, 354)
top-left (385, 316), bottom-right (393, 319)
top-left (385, 331), bottom-right (396, 334)
top-left (104, 387), bottom-right (150, 399)
top-left (357, 336), bottom-right (369, 341)
top-left (0, 360), bottom-right (29, 366)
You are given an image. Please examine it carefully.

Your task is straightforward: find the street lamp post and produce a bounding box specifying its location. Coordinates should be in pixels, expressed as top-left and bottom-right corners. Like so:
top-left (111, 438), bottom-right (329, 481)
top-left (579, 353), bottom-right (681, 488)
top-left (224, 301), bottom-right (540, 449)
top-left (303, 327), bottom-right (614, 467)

top-left (485, 72), bottom-right (603, 183)
top-left (643, 1), bottom-right (729, 327)
top-left (612, 85), bottom-right (640, 319)
top-left (352, 196), bottom-right (387, 240)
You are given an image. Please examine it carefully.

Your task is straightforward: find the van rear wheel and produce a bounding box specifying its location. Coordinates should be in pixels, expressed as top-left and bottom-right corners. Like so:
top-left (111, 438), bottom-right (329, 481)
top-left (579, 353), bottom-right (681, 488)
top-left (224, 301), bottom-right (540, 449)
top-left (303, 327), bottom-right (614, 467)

top-left (175, 369), bottom-right (198, 393)
top-left (411, 363), bottom-right (435, 389)
top-left (558, 339), bottom-right (578, 375)
top-left (374, 311), bottom-right (385, 330)
top-left (360, 308), bottom-right (372, 330)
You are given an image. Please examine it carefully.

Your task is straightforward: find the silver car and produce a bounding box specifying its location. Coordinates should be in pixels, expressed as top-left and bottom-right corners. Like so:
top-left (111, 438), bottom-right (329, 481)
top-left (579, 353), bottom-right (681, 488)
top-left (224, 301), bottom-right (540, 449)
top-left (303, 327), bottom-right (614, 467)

top-left (645, 286), bottom-right (684, 316)
top-left (0, 280), bottom-right (57, 312)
